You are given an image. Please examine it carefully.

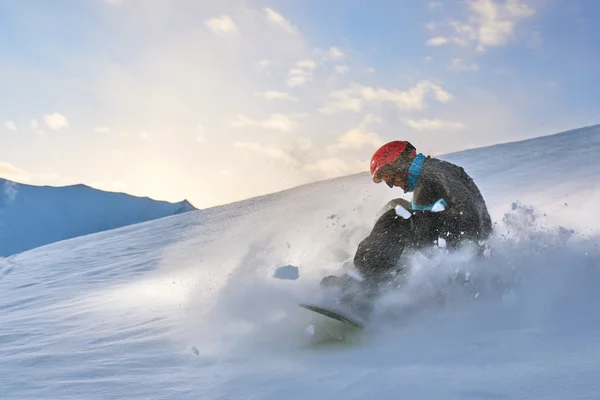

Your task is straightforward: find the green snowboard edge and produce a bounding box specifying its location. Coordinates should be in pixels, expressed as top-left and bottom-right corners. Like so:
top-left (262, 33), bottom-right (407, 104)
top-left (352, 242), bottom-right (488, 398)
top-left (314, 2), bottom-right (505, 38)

top-left (299, 303), bottom-right (365, 329)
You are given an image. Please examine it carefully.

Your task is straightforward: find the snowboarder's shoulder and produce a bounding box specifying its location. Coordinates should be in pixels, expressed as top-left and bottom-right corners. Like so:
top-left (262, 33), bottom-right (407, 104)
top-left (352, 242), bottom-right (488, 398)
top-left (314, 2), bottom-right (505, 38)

top-left (423, 156), bottom-right (466, 178)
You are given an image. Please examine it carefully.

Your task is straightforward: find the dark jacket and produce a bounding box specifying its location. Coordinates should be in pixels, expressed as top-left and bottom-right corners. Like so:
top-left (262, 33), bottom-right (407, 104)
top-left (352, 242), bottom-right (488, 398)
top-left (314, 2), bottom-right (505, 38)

top-left (353, 157), bottom-right (492, 279)
top-left (412, 156), bottom-right (492, 245)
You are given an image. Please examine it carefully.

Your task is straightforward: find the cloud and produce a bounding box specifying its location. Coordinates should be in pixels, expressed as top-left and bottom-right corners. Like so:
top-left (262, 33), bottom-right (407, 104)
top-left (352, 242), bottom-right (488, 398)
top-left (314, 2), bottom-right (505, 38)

top-left (427, 0), bottom-right (536, 51)
top-left (229, 114), bottom-right (296, 132)
top-left (254, 59), bottom-right (271, 73)
top-left (426, 36), bottom-right (467, 46)
top-left (105, 0), bottom-right (123, 5)
top-left (426, 36), bottom-right (448, 46)
top-left (328, 128), bottom-right (383, 152)
top-left (317, 46), bottom-right (345, 62)
top-left (94, 126), bottom-right (111, 133)
top-left (327, 114), bottom-right (384, 152)
top-left (0, 161), bottom-right (30, 183)
top-left (30, 119), bottom-right (44, 135)
top-left (505, 0), bottom-right (536, 18)
top-left (327, 47), bottom-right (345, 61)
top-left (429, 1), bottom-right (443, 9)
top-left (303, 158), bottom-right (365, 179)
top-left (234, 141), bottom-right (296, 164)
top-left (140, 131), bottom-right (150, 139)
top-left (5, 121), bottom-right (17, 131)
top-left (402, 118), bottom-right (465, 131)
top-left (304, 158), bottom-right (348, 176)
top-left (334, 65), bottom-right (350, 74)
top-left (255, 90), bottom-right (298, 101)
top-left (264, 8), bottom-right (299, 35)
top-left (43, 113), bottom-right (69, 130)
top-left (205, 15), bottom-right (238, 35)
top-left (287, 74), bottom-right (310, 88)
top-left (448, 58), bottom-right (480, 72)
top-left (287, 60), bottom-right (317, 87)
top-left (319, 81), bottom-right (454, 115)
top-left (295, 59), bottom-right (317, 69)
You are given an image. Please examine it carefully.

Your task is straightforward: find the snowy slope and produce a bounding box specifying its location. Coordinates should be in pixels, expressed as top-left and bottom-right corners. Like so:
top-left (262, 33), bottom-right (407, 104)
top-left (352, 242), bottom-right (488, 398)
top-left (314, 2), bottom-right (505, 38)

top-left (0, 179), bottom-right (196, 256)
top-left (1, 125), bottom-right (600, 400)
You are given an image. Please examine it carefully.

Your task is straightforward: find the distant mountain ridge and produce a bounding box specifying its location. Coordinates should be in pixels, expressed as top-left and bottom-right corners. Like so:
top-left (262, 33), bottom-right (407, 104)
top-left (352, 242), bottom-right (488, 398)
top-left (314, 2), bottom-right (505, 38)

top-left (0, 178), bottom-right (197, 257)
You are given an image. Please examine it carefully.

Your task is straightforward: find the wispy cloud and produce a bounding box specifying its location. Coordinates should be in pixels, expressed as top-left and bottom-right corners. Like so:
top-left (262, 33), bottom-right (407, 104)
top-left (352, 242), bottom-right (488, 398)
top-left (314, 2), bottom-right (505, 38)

top-left (234, 142), bottom-right (296, 164)
top-left (254, 59), bottom-right (271, 73)
top-left (4, 121), bottom-right (17, 131)
top-left (43, 113), bottom-right (69, 130)
top-left (0, 161), bottom-right (30, 183)
top-left (303, 158), bottom-right (365, 179)
top-left (287, 59), bottom-right (317, 87)
top-left (402, 118), bottom-right (465, 131)
top-left (304, 158), bottom-right (350, 177)
top-left (327, 115), bottom-right (384, 152)
top-left (229, 114), bottom-right (296, 132)
top-left (255, 90), bottom-right (298, 101)
top-left (317, 46), bottom-right (346, 62)
top-left (295, 59), bottom-right (317, 69)
top-left (427, 0), bottom-right (536, 51)
top-left (264, 8), bottom-right (299, 35)
top-left (319, 81), bottom-right (453, 115)
top-left (29, 119), bottom-right (44, 135)
top-left (205, 15), bottom-right (238, 35)
top-left (426, 36), bottom-right (467, 46)
top-left (94, 126), bottom-right (111, 133)
top-left (448, 58), bottom-right (480, 72)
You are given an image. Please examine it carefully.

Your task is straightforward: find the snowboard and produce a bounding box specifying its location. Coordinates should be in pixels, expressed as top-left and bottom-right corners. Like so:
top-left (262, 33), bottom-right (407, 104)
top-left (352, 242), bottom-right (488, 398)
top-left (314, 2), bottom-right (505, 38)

top-left (299, 302), bottom-right (367, 329)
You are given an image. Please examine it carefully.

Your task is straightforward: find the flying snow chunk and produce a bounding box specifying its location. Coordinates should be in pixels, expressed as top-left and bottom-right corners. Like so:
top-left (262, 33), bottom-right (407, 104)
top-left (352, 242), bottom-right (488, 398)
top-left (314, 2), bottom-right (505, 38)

top-left (395, 204), bottom-right (412, 219)
top-left (273, 265), bottom-right (299, 280)
top-left (304, 324), bottom-right (315, 337)
top-left (345, 269), bottom-right (364, 282)
top-left (438, 237), bottom-right (447, 248)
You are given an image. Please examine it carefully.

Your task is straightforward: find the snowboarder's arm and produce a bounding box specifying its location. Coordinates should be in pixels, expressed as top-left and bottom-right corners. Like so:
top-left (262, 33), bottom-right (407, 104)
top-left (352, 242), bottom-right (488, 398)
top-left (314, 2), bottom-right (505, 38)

top-left (440, 178), bottom-right (483, 242)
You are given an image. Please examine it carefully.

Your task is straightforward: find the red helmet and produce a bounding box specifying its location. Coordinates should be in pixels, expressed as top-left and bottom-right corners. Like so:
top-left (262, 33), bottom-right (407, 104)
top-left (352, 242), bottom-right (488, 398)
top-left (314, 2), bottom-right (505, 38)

top-left (370, 141), bottom-right (417, 183)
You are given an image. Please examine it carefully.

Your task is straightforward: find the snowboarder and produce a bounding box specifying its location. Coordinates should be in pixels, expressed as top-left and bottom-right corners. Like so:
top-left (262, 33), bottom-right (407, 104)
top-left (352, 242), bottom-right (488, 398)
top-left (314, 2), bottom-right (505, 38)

top-left (322, 140), bottom-right (493, 289)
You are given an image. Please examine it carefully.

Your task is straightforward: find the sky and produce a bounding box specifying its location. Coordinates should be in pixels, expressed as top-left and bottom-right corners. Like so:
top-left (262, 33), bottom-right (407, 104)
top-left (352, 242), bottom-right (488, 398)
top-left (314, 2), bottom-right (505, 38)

top-left (1, 0), bottom-right (599, 209)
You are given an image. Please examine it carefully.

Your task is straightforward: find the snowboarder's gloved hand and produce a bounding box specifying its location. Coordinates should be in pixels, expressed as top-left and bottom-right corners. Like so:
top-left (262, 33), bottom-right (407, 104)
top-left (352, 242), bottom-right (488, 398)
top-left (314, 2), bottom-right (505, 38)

top-left (430, 198), bottom-right (447, 213)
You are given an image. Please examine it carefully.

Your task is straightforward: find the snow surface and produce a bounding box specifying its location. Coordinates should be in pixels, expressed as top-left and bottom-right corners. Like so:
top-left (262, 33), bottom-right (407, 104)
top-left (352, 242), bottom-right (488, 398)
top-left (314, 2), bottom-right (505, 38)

top-left (0, 179), bottom-right (196, 256)
top-left (2, 125), bottom-right (600, 399)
